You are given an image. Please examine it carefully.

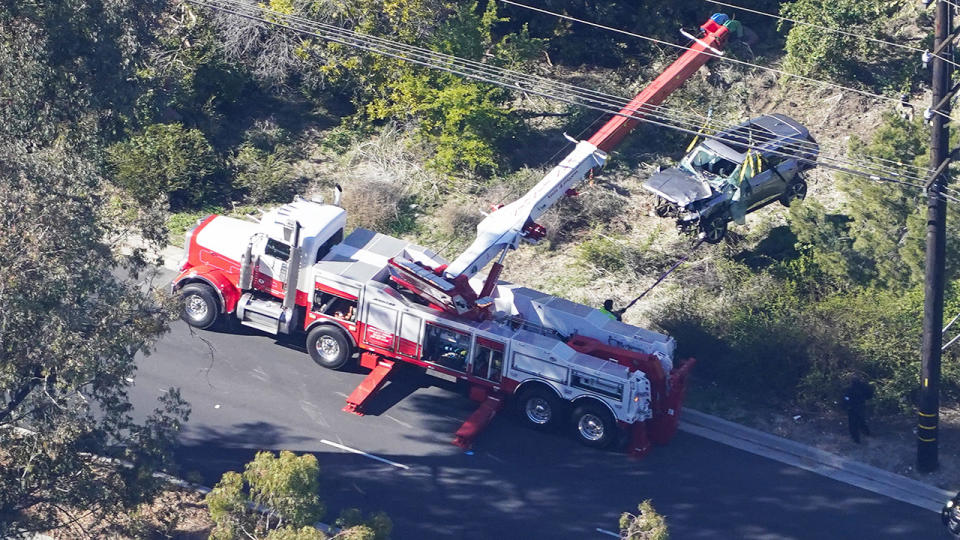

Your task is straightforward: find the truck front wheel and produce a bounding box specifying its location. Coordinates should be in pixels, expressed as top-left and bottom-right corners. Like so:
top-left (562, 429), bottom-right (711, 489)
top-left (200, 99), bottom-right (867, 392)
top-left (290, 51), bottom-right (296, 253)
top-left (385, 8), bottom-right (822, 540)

top-left (179, 283), bottom-right (219, 329)
top-left (571, 403), bottom-right (616, 448)
top-left (306, 325), bottom-right (353, 370)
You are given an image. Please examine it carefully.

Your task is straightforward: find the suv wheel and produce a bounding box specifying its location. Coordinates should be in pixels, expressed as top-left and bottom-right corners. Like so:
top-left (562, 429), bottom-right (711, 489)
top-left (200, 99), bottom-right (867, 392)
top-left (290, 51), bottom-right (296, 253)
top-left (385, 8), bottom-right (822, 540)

top-left (701, 214), bottom-right (728, 244)
top-left (780, 179), bottom-right (808, 207)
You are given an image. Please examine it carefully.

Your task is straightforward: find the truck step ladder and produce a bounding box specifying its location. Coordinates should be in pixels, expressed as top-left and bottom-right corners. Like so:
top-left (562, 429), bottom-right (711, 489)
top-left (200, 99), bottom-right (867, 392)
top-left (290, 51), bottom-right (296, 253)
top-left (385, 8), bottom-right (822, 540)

top-left (452, 393), bottom-right (505, 450)
top-left (342, 359), bottom-right (395, 415)
top-left (236, 293), bottom-right (283, 334)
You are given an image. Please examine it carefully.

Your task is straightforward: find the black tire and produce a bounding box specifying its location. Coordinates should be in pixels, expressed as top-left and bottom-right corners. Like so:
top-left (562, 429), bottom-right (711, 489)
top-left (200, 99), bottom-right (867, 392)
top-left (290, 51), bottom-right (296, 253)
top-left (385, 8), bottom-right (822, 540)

top-left (517, 386), bottom-right (561, 430)
top-left (701, 214), bottom-right (728, 244)
top-left (571, 402), bottom-right (617, 448)
top-left (306, 325), bottom-right (353, 370)
top-left (179, 283), bottom-right (219, 329)
top-left (780, 179), bottom-right (808, 207)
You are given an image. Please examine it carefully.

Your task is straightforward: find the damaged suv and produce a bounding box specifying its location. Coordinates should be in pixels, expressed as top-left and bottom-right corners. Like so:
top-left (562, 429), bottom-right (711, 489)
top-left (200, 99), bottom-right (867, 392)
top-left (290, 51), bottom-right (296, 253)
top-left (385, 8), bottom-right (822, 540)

top-left (643, 114), bottom-right (818, 243)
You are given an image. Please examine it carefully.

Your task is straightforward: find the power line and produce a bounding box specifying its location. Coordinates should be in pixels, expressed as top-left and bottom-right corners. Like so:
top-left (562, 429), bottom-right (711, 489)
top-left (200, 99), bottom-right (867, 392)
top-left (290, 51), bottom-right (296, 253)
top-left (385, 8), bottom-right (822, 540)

top-left (189, 0), bottom-right (959, 202)
top-left (194, 0), bottom-right (958, 201)
top-left (704, 0), bottom-right (960, 68)
top-left (499, 0), bottom-right (953, 121)
top-left (198, 0), bottom-right (929, 183)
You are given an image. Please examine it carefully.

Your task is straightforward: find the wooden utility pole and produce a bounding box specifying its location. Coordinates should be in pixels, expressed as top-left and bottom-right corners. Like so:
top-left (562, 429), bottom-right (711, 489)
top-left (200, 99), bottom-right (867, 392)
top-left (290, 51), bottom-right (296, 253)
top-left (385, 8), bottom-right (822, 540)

top-left (918, 0), bottom-right (952, 473)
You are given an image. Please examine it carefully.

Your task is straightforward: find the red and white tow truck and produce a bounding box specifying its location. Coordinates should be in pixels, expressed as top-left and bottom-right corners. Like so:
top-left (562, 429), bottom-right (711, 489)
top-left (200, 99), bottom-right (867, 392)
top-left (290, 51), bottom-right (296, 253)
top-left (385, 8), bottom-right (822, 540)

top-left (172, 14), bottom-right (733, 455)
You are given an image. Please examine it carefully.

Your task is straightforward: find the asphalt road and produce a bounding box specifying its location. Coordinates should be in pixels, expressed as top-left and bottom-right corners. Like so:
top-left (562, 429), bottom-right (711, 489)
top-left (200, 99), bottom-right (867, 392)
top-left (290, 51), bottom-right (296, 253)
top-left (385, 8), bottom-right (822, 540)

top-left (131, 313), bottom-right (950, 539)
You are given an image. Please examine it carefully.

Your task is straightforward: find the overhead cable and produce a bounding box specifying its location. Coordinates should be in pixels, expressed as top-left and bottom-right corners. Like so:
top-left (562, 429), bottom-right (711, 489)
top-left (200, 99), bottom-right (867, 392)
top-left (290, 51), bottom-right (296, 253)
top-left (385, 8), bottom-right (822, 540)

top-left (193, 0), bottom-right (916, 180)
top-left (188, 0), bottom-right (959, 202)
top-left (499, 0), bottom-right (953, 121)
top-left (704, 0), bottom-right (960, 68)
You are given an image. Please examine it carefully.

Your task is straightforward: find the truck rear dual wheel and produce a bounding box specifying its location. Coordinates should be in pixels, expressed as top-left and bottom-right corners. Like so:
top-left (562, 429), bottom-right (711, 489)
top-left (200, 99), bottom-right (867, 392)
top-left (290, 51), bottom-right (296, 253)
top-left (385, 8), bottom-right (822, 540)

top-left (517, 387), bottom-right (561, 430)
top-left (571, 403), bottom-right (616, 448)
top-left (306, 325), bottom-right (353, 371)
top-left (179, 284), bottom-right (219, 329)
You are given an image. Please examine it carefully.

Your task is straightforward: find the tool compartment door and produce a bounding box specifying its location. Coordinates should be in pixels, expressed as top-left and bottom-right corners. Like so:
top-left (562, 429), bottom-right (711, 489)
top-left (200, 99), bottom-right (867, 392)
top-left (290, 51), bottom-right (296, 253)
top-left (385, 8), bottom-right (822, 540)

top-left (362, 300), bottom-right (399, 353)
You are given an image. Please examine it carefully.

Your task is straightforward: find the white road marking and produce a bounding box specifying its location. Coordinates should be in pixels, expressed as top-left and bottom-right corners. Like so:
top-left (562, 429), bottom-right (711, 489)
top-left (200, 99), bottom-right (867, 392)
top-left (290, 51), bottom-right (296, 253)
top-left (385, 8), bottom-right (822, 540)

top-left (595, 528), bottom-right (619, 538)
top-left (486, 452), bottom-right (505, 464)
top-left (320, 440), bottom-right (410, 470)
top-left (299, 400), bottom-right (330, 428)
top-left (385, 414), bottom-right (413, 429)
top-left (334, 391), bottom-right (349, 399)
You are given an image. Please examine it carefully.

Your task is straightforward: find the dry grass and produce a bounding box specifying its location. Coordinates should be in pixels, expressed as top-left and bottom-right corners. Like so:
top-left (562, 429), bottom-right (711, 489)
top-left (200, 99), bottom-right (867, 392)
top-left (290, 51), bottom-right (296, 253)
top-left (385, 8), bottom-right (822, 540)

top-left (43, 488), bottom-right (212, 540)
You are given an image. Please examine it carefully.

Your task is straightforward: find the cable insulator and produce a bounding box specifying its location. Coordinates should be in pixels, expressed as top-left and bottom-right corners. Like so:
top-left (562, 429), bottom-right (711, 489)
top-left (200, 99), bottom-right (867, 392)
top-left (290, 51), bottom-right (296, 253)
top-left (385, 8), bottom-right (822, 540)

top-left (923, 50), bottom-right (933, 68)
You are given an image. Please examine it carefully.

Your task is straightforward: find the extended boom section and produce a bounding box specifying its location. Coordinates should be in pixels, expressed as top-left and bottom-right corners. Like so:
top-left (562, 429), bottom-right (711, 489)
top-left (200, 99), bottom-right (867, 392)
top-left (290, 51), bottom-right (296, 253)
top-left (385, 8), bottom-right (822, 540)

top-left (388, 14), bottom-right (733, 318)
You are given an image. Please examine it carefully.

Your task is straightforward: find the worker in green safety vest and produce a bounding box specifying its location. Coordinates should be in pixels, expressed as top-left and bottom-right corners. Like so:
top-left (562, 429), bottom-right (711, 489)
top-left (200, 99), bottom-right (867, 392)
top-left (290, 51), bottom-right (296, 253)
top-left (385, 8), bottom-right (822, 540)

top-left (600, 299), bottom-right (622, 322)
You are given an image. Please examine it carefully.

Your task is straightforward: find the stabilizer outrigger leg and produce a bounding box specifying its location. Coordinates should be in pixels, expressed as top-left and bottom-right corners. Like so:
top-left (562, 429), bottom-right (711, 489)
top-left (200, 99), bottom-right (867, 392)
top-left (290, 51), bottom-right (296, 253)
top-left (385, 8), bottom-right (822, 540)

top-left (452, 389), bottom-right (505, 450)
top-left (343, 355), bottom-right (395, 416)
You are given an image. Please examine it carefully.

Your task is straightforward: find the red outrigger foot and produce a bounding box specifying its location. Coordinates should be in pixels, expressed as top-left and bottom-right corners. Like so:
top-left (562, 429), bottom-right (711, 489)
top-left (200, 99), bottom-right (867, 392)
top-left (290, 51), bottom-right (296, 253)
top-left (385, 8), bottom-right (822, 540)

top-left (452, 393), bottom-right (505, 450)
top-left (343, 358), bottom-right (395, 416)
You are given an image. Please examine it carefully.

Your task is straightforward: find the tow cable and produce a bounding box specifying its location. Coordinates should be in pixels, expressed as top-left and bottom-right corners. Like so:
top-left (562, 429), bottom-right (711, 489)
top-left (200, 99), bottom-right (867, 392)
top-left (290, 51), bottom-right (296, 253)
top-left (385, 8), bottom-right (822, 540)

top-left (616, 238), bottom-right (705, 318)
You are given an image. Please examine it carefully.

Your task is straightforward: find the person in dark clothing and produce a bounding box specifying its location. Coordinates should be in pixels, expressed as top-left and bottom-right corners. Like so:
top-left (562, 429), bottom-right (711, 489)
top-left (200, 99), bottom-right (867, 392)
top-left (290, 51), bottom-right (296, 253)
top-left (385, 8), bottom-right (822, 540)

top-left (841, 378), bottom-right (874, 443)
top-left (943, 491), bottom-right (960, 539)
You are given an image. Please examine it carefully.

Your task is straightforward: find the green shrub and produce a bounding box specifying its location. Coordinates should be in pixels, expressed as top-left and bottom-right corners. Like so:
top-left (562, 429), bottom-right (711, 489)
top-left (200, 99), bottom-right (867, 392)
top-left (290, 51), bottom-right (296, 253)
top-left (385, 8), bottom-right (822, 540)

top-left (107, 123), bottom-right (222, 209)
top-left (576, 234), bottom-right (627, 272)
top-left (781, 0), bottom-right (908, 89)
top-left (206, 451), bottom-right (325, 540)
top-left (232, 143), bottom-right (303, 203)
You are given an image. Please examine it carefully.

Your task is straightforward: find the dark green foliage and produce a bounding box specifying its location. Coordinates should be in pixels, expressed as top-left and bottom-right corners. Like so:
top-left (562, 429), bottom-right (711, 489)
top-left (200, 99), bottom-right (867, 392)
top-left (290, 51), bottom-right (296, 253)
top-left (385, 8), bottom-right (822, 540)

top-left (0, 0), bottom-right (165, 145)
top-left (0, 143), bottom-right (188, 536)
top-left (789, 114), bottom-right (960, 290)
top-left (107, 123), bottom-right (223, 209)
top-left (658, 257), bottom-right (960, 412)
top-left (336, 508), bottom-right (393, 540)
top-left (781, 0), bottom-right (915, 90)
top-left (232, 143), bottom-right (303, 203)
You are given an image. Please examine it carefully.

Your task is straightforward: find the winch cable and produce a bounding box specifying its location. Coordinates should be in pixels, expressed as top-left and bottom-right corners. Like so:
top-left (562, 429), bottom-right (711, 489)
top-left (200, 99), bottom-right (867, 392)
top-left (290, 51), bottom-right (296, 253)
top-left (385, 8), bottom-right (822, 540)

top-left (617, 238), bottom-right (705, 317)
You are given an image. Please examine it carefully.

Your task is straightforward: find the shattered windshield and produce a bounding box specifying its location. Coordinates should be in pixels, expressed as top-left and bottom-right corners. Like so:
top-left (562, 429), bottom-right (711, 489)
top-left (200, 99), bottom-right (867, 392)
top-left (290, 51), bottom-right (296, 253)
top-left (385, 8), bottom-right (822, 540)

top-left (681, 146), bottom-right (740, 184)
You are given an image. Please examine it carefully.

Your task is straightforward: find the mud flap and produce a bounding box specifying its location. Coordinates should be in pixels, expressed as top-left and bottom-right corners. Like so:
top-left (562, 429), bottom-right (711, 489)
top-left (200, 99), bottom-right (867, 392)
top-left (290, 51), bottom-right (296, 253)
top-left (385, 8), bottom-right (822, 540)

top-left (647, 358), bottom-right (697, 446)
top-left (628, 421), bottom-right (652, 458)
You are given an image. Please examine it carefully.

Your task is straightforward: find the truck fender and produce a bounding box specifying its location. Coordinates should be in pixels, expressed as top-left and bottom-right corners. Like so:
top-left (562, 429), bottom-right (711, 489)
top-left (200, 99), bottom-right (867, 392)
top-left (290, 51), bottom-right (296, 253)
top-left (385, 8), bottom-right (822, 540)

top-left (305, 319), bottom-right (357, 348)
top-left (171, 265), bottom-right (241, 314)
top-left (513, 379), bottom-right (563, 402)
top-left (569, 395), bottom-right (618, 424)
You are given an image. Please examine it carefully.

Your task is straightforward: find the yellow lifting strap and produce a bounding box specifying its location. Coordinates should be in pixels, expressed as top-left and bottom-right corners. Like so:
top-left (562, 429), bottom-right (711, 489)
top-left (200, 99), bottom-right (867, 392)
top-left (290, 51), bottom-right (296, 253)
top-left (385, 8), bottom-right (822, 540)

top-left (686, 110), bottom-right (713, 153)
top-left (739, 149), bottom-right (751, 184)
